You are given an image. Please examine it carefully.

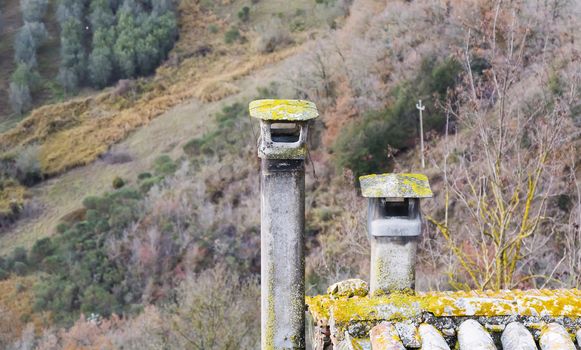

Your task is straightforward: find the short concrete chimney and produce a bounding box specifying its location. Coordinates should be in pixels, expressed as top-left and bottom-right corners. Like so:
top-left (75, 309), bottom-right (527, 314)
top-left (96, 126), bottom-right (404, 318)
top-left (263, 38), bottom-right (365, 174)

top-left (250, 99), bottom-right (318, 350)
top-left (359, 173), bottom-right (432, 294)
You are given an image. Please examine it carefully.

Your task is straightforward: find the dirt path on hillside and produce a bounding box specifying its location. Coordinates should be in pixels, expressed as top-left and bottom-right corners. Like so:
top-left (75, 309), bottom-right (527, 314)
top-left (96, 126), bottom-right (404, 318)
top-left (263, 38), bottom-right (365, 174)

top-left (0, 52), bottom-right (303, 254)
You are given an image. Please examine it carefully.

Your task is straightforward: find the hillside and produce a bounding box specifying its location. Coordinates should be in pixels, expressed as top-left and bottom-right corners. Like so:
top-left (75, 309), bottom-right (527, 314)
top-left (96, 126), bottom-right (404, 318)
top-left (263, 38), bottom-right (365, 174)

top-left (0, 0), bottom-right (579, 348)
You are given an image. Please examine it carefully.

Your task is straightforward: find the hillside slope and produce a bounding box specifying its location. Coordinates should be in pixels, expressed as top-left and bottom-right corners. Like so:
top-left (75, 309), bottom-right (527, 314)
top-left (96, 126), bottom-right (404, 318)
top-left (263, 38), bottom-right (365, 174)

top-left (0, 51), bottom-right (302, 253)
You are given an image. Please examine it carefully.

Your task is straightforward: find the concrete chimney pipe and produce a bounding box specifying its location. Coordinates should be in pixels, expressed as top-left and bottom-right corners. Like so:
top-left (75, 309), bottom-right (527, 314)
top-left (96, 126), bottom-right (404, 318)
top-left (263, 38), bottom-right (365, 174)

top-left (250, 99), bottom-right (318, 349)
top-left (359, 173), bottom-right (432, 295)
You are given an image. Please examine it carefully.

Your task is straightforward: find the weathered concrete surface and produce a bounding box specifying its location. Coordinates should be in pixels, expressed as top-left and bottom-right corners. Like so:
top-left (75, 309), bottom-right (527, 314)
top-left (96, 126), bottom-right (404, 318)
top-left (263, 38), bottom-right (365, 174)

top-left (253, 99), bottom-right (318, 349)
top-left (418, 324), bottom-right (450, 350)
top-left (370, 236), bottom-right (418, 294)
top-left (364, 175), bottom-right (427, 294)
top-left (261, 159), bottom-right (305, 349)
top-left (458, 319), bottom-right (496, 350)
top-left (501, 322), bottom-right (537, 350)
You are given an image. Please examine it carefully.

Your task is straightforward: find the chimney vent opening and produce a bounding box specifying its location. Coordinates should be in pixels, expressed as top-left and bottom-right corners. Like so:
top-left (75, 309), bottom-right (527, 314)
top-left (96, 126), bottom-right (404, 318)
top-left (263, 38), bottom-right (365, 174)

top-left (382, 198), bottom-right (409, 217)
top-left (270, 122), bottom-right (301, 143)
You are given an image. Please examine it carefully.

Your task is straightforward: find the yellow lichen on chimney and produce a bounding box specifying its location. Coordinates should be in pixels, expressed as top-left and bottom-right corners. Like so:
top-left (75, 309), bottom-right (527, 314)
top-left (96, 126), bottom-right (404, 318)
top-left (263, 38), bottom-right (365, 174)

top-left (359, 173), bottom-right (433, 198)
top-left (249, 99), bottom-right (319, 121)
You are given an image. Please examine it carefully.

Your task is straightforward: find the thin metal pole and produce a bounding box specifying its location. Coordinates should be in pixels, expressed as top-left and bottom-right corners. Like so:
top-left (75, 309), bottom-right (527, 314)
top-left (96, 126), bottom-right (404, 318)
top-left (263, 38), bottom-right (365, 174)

top-left (416, 100), bottom-right (426, 169)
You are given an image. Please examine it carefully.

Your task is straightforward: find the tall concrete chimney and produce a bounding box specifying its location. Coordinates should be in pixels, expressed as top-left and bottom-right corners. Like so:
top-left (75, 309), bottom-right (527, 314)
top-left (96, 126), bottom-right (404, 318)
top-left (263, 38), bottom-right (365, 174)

top-left (250, 99), bottom-right (319, 349)
top-left (359, 173), bottom-right (432, 295)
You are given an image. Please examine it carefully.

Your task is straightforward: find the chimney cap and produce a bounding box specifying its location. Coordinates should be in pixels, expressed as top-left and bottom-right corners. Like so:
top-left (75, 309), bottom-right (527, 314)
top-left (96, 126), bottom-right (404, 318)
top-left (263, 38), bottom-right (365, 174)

top-left (359, 173), bottom-right (433, 198)
top-left (249, 99), bottom-right (319, 121)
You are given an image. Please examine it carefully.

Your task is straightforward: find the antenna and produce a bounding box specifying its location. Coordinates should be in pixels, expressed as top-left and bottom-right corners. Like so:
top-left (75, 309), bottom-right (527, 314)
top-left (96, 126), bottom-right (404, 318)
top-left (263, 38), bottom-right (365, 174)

top-left (416, 100), bottom-right (426, 169)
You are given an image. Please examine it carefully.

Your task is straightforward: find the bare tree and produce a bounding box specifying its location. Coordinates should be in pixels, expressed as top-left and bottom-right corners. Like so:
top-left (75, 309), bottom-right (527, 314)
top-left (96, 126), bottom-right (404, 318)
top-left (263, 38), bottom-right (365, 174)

top-left (427, 1), bottom-right (576, 290)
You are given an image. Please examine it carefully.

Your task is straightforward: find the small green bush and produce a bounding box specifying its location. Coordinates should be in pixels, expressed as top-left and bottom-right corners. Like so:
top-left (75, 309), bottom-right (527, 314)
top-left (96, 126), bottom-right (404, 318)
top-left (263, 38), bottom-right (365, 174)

top-left (139, 176), bottom-right (163, 192)
top-left (12, 247), bottom-right (28, 264)
top-left (154, 155), bottom-right (177, 175)
top-left (0, 269), bottom-right (8, 280)
top-left (238, 6), bottom-right (250, 22)
top-left (13, 261), bottom-right (27, 276)
top-left (83, 196), bottom-right (101, 210)
top-left (557, 194), bottom-right (572, 212)
top-left (29, 237), bottom-right (55, 265)
top-left (137, 172), bottom-right (152, 180)
top-left (112, 176), bottom-right (125, 189)
top-left (208, 24), bottom-right (219, 34)
top-left (224, 27), bottom-right (241, 44)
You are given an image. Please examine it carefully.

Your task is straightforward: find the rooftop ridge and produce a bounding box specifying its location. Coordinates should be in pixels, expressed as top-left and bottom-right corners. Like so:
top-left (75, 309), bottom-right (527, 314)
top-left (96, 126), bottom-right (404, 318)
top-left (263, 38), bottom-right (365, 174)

top-left (306, 284), bottom-right (581, 349)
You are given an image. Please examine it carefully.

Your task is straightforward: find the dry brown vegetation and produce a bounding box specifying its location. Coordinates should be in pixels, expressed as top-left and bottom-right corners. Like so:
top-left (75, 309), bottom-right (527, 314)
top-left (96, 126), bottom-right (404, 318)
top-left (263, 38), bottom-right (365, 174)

top-left (0, 0), bottom-right (579, 347)
top-left (0, 1), bottom-right (307, 176)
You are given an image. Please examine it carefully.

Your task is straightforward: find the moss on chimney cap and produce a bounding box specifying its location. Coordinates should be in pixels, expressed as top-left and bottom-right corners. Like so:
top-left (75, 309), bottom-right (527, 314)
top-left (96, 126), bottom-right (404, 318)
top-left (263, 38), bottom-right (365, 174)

top-left (249, 99), bottom-right (319, 121)
top-left (359, 173), bottom-right (433, 198)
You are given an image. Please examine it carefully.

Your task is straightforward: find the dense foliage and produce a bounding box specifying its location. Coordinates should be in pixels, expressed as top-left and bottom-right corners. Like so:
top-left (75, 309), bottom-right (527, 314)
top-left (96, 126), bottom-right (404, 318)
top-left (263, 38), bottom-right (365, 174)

top-left (58, 0), bottom-right (178, 92)
top-left (333, 57), bottom-right (462, 178)
top-left (9, 0), bottom-right (48, 115)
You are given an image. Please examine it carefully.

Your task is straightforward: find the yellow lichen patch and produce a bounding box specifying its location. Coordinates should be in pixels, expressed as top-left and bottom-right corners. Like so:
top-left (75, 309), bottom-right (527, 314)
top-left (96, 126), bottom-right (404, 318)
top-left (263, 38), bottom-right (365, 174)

top-left (359, 173), bottom-right (433, 198)
top-left (0, 180), bottom-right (26, 215)
top-left (249, 99), bottom-right (319, 121)
top-left (306, 289), bottom-right (581, 327)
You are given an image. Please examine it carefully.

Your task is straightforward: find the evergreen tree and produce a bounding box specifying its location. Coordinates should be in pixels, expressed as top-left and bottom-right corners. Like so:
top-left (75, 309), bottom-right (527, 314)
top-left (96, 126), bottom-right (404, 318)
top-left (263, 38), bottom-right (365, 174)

top-left (14, 24), bottom-right (38, 66)
top-left (56, 0), bottom-right (86, 22)
top-left (20, 0), bottom-right (49, 22)
top-left (88, 28), bottom-right (115, 87)
top-left (152, 0), bottom-right (174, 15)
top-left (89, 0), bottom-right (115, 29)
top-left (58, 18), bottom-right (86, 92)
top-left (9, 63), bottom-right (39, 115)
top-left (113, 11), bottom-right (138, 77)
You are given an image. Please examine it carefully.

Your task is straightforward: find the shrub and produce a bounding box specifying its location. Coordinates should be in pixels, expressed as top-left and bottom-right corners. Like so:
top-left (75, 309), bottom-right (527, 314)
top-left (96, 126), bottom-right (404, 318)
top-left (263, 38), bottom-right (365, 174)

top-left (154, 155), bottom-right (177, 176)
top-left (137, 172), bottom-right (152, 180)
top-left (139, 176), bottom-right (162, 192)
top-left (112, 176), bottom-right (125, 189)
top-left (80, 285), bottom-right (117, 317)
top-left (224, 26), bottom-right (241, 44)
top-left (208, 24), bottom-right (219, 34)
top-left (29, 237), bottom-right (54, 265)
top-left (11, 247), bottom-right (28, 264)
top-left (14, 144), bottom-right (42, 186)
top-left (238, 6), bottom-right (250, 22)
top-left (253, 18), bottom-right (293, 53)
top-left (13, 262), bottom-right (27, 276)
top-left (0, 269), bottom-right (8, 280)
top-left (168, 265), bottom-right (260, 349)
top-left (333, 57), bottom-right (461, 178)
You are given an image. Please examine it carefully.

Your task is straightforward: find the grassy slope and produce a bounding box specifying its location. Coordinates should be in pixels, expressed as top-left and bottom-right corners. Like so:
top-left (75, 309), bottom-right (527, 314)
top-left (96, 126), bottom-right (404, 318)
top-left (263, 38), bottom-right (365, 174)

top-left (0, 0), bottom-right (341, 253)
